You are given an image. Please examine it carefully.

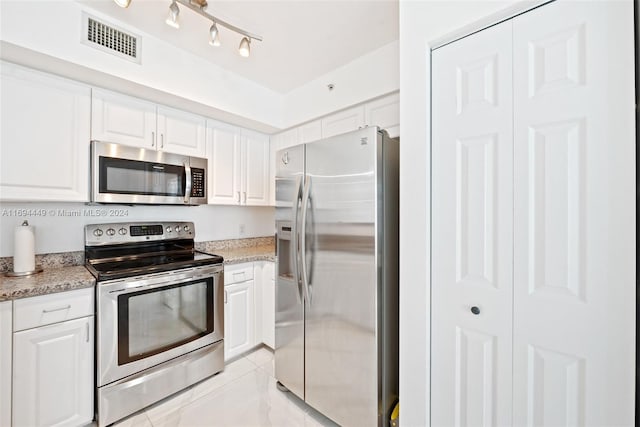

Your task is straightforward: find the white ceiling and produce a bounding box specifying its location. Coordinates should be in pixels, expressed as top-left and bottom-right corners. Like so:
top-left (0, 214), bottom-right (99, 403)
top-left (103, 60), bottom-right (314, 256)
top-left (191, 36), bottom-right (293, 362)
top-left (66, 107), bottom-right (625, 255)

top-left (80, 0), bottom-right (399, 94)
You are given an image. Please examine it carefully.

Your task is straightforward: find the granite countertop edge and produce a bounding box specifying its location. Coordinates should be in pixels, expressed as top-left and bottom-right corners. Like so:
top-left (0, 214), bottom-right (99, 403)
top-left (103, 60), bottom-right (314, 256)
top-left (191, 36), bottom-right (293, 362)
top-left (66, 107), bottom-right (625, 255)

top-left (0, 265), bottom-right (95, 302)
top-left (0, 245), bottom-right (276, 302)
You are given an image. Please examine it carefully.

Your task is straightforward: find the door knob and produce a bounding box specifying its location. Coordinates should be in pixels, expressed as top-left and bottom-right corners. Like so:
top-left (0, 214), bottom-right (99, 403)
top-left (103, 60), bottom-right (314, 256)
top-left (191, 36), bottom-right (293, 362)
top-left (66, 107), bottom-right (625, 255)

top-left (470, 306), bottom-right (480, 315)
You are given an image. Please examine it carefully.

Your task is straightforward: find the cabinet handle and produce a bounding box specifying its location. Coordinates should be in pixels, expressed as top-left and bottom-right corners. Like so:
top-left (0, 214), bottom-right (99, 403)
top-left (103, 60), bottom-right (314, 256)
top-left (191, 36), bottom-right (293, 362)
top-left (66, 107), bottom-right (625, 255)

top-left (237, 191), bottom-right (241, 204)
top-left (243, 191), bottom-right (247, 204)
top-left (152, 131), bottom-right (155, 147)
top-left (42, 304), bottom-right (71, 314)
top-left (86, 322), bottom-right (90, 342)
top-left (161, 133), bottom-right (164, 148)
top-left (224, 290), bottom-right (228, 304)
top-left (470, 306), bottom-right (480, 315)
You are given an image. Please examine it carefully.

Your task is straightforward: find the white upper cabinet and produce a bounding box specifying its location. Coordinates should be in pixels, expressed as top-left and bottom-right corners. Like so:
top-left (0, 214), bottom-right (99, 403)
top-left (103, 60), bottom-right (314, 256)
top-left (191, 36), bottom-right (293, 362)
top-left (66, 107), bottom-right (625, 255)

top-left (91, 88), bottom-right (156, 150)
top-left (92, 89), bottom-right (206, 157)
top-left (157, 105), bottom-right (206, 157)
top-left (0, 61), bottom-right (90, 202)
top-left (242, 129), bottom-right (270, 206)
top-left (321, 105), bottom-right (366, 139)
top-left (297, 120), bottom-right (322, 144)
top-left (365, 93), bottom-right (400, 138)
top-left (208, 121), bottom-right (242, 205)
top-left (271, 128), bottom-right (299, 152)
top-left (207, 121), bottom-right (269, 206)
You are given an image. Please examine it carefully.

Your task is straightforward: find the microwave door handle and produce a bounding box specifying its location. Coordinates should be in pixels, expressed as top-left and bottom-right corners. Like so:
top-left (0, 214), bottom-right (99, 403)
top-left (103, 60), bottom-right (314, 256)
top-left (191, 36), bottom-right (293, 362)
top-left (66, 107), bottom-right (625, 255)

top-left (184, 161), bottom-right (192, 204)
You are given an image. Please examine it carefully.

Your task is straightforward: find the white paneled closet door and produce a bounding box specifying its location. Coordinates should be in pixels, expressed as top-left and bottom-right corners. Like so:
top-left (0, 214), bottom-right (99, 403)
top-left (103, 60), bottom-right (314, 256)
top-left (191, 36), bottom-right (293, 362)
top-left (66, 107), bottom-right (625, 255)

top-left (431, 20), bottom-right (514, 427)
top-left (512, 1), bottom-right (635, 425)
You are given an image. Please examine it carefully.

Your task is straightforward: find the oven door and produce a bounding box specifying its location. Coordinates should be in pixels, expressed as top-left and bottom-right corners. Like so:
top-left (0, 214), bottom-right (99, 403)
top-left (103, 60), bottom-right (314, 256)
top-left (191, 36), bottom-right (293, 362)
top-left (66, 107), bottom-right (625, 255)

top-left (97, 264), bottom-right (223, 387)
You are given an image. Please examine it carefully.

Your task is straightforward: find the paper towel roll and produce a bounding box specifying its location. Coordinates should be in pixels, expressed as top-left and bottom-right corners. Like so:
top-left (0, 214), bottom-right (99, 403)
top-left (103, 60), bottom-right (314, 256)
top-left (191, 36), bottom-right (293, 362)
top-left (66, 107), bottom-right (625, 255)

top-left (14, 220), bottom-right (35, 273)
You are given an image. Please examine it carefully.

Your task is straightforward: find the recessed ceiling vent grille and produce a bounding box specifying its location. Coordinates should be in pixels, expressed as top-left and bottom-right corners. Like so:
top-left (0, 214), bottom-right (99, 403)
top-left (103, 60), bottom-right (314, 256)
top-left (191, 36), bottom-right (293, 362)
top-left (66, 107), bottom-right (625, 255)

top-left (82, 13), bottom-right (141, 63)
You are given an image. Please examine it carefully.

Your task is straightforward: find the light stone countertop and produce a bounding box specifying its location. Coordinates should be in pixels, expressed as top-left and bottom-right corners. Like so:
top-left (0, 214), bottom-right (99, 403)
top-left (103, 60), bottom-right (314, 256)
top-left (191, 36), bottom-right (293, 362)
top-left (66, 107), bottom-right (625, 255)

top-left (0, 265), bottom-right (95, 302)
top-left (0, 236), bottom-right (275, 301)
top-left (212, 244), bottom-right (276, 265)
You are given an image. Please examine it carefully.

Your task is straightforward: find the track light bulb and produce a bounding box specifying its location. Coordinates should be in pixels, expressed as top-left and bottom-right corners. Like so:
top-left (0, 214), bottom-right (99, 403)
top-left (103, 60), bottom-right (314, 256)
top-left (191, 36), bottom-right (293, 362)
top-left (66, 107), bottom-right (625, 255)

top-left (165, 1), bottom-right (180, 29)
top-left (238, 37), bottom-right (251, 57)
top-left (209, 22), bottom-right (220, 46)
top-left (113, 0), bottom-right (131, 7)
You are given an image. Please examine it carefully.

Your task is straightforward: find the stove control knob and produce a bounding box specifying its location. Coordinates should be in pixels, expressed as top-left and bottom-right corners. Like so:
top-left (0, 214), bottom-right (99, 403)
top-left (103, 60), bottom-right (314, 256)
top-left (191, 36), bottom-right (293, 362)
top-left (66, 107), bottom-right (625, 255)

top-left (166, 226), bottom-right (172, 233)
top-left (118, 228), bottom-right (127, 236)
top-left (106, 228), bottom-right (116, 236)
top-left (183, 225), bottom-right (190, 232)
top-left (175, 226), bottom-right (181, 233)
top-left (93, 229), bottom-right (103, 237)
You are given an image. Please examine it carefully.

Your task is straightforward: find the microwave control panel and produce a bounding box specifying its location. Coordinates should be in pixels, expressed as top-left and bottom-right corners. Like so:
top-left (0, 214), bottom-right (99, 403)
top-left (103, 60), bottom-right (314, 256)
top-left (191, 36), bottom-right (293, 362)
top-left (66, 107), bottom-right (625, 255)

top-left (191, 168), bottom-right (205, 198)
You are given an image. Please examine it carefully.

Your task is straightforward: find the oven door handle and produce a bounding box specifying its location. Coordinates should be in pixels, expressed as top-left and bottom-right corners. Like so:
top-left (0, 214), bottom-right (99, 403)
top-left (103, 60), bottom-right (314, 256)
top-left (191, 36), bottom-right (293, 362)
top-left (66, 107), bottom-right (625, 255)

top-left (184, 160), bottom-right (192, 205)
top-left (107, 274), bottom-right (219, 295)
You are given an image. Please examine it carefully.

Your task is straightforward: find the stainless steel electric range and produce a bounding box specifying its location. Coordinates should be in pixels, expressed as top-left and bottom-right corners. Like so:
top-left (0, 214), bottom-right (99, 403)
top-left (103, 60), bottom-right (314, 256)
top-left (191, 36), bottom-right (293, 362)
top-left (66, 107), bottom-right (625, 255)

top-left (85, 221), bottom-right (224, 427)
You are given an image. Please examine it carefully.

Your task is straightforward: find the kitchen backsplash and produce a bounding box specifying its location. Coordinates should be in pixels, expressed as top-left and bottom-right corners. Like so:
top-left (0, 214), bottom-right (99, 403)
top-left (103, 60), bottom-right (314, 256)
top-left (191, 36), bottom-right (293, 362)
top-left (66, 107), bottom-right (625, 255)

top-left (0, 202), bottom-right (275, 257)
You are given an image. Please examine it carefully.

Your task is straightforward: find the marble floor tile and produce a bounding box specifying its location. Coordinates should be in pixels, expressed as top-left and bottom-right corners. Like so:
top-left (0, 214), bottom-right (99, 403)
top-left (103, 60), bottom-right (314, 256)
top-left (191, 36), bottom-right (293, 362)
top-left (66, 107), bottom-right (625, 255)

top-left (145, 356), bottom-right (258, 424)
top-left (114, 348), bottom-right (336, 427)
top-left (112, 411), bottom-right (153, 427)
top-left (245, 346), bottom-right (274, 367)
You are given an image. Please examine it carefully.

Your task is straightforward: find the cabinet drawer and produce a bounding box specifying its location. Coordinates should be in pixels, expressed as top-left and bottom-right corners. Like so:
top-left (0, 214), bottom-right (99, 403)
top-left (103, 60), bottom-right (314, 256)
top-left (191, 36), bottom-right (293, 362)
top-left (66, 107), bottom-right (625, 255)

top-left (224, 263), bottom-right (254, 285)
top-left (13, 288), bottom-right (94, 332)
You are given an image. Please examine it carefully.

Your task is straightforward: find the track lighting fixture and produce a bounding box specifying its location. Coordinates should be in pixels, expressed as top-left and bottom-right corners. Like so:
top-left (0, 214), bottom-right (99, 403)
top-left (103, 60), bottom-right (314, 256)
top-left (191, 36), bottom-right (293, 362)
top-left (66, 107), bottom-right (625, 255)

top-left (114, 0), bottom-right (261, 56)
top-left (165, 1), bottom-right (180, 29)
top-left (209, 22), bottom-right (220, 47)
top-left (238, 37), bottom-right (250, 58)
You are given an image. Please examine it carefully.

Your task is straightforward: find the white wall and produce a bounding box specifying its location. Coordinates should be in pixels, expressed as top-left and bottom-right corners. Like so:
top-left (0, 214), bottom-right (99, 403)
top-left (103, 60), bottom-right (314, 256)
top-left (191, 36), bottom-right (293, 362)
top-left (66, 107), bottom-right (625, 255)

top-left (399, 1), bottom-right (535, 425)
top-left (0, 203), bottom-right (275, 257)
top-left (282, 40), bottom-right (399, 128)
top-left (0, 0), bottom-right (284, 128)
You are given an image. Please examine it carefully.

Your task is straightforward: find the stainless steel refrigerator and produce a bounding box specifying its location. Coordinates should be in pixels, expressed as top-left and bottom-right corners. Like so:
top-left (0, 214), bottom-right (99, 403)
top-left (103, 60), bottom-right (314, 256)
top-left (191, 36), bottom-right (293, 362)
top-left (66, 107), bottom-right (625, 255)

top-left (274, 127), bottom-right (399, 427)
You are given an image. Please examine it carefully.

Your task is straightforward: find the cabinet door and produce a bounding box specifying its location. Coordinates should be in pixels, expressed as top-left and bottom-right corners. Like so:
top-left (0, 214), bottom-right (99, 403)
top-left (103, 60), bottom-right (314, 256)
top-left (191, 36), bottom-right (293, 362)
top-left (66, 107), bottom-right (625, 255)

top-left (207, 122), bottom-right (242, 205)
top-left (13, 316), bottom-right (94, 427)
top-left (297, 120), bottom-right (322, 144)
top-left (321, 106), bottom-right (365, 138)
top-left (431, 20), bottom-right (514, 427)
top-left (262, 262), bottom-right (275, 349)
top-left (157, 105), bottom-right (206, 157)
top-left (512, 2), bottom-right (635, 425)
top-left (0, 62), bottom-right (90, 202)
top-left (91, 88), bottom-right (156, 149)
top-left (272, 128), bottom-right (299, 151)
top-left (0, 301), bottom-right (11, 427)
top-left (242, 130), bottom-right (270, 206)
top-left (365, 93), bottom-right (399, 138)
top-left (224, 281), bottom-right (255, 360)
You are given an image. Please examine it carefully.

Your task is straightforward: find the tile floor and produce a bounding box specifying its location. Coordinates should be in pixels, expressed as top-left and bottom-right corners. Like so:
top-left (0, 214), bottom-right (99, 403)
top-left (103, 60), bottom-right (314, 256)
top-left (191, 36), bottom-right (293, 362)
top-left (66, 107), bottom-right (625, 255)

top-left (113, 347), bottom-right (338, 427)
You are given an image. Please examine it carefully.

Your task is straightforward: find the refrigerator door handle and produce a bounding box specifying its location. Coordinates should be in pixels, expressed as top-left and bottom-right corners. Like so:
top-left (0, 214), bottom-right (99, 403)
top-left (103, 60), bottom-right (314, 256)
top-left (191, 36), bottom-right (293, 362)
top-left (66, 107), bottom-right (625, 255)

top-left (291, 175), bottom-right (304, 304)
top-left (300, 175), bottom-right (312, 305)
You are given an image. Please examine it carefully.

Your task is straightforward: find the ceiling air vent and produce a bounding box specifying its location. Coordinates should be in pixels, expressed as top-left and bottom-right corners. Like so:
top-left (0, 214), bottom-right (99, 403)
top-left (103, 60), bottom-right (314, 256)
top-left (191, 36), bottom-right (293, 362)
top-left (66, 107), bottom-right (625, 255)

top-left (82, 13), bottom-right (141, 63)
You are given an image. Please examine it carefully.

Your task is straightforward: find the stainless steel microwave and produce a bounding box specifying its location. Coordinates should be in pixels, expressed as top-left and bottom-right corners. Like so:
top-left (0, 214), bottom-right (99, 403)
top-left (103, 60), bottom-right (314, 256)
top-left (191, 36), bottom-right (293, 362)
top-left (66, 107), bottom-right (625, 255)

top-left (91, 141), bottom-right (207, 205)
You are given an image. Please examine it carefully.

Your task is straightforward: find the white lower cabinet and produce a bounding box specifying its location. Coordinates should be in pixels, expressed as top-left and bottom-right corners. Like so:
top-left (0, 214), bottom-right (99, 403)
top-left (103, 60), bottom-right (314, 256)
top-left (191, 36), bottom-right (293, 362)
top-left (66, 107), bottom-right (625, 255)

top-left (11, 288), bottom-right (95, 427)
top-left (223, 261), bottom-right (275, 360)
top-left (224, 263), bottom-right (256, 361)
top-left (0, 301), bottom-right (12, 427)
top-left (13, 316), bottom-right (94, 427)
top-left (260, 262), bottom-right (275, 349)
